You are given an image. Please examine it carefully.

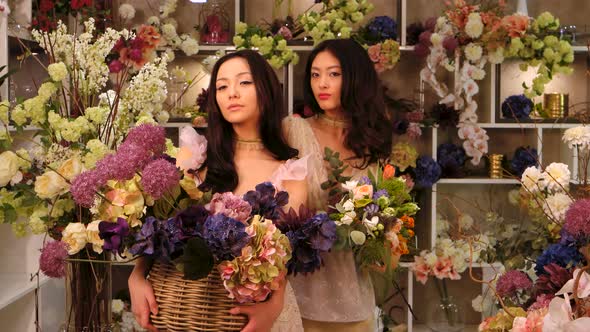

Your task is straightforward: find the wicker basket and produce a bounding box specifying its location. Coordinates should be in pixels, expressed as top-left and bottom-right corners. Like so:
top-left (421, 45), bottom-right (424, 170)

top-left (149, 261), bottom-right (247, 331)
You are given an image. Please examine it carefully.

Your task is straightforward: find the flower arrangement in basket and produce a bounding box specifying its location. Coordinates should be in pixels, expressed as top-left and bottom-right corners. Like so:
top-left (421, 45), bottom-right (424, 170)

top-left (322, 148), bottom-right (419, 273)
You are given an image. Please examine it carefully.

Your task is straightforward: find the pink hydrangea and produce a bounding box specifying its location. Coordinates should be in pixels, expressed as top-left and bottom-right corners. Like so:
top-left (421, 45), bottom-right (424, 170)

top-left (207, 192), bottom-right (252, 223)
top-left (564, 198), bottom-right (590, 239)
top-left (496, 270), bottom-right (533, 299)
top-left (39, 241), bottom-right (69, 278)
top-left (512, 308), bottom-right (547, 332)
top-left (528, 294), bottom-right (553, 311)
top-left (141, 159), bottom-right (180, 199)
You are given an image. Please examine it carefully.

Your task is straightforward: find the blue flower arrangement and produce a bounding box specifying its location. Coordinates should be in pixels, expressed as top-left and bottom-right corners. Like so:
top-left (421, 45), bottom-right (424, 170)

top-left (535, 243), bottom-right (584, 276)
top-left (510, 146), bottom-right (538, 177)
top-left (437, 143), bottom-right (466, 178)
top-left (362, 16), bottom-right (398, 44)
top-left (501, 94), bottom-right (533, 119)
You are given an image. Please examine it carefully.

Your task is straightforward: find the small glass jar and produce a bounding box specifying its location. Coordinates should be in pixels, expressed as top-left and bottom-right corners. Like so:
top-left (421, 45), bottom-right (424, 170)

top-left (425, 296), bottom-right (465, 332)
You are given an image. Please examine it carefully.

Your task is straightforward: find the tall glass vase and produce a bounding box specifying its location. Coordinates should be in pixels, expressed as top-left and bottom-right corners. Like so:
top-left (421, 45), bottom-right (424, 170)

top-left (425, 296), bottom-right (465, 332)
top-left (61, 251), bottom-right (113, 332)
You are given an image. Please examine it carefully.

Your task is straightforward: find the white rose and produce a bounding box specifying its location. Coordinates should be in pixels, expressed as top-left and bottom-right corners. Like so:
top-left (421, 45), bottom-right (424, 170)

top-left (86, 220), bottom-right (104, 254)
top-left (111, 299), bottom-right (125, 314)
top-left (465, 13), bottom-right (483, 38)
top-left (0, 151), bottom-right (20, 187)
top-left (62, 223), bottom-right (88, 255)
top-left (57, 157), bottom-right (84, 181)
top-left (34, 171), bottom-right (69, 199)
top-left (542, 162), bottom-right (570, 192)
top-left (342, 199), bottom-right (355, 212)
top-left (521, 166), bottom-right (543, 193)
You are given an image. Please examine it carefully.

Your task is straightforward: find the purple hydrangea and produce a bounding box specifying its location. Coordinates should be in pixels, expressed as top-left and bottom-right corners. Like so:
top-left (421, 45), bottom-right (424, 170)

top-left (437, 143), bottom-right (466, 178)
top-left (141, 158), bottom-right (180, 199)
top-left (496, 270), bottom-right (532, 299)
top-left (202, 214), bottom-right (250, 261)
top-left (99, 217), bottom-right (130, 255)
top-left (243, 182), bottom-right (289, 220)
top-left (414, 156), bottom-right (442, 188)
top-left (502, 95), bottom-right (533, 119)
top-left (39, 240), bottom-right (69, 278)
top-left (128, 216), bottom-right (178, 261)
top-left (285, 213), bottom-right (336, 275)
top-left (207, 192), bottom-right (252, 223)
top-left (510, 146), bottom-right (538, 177)
top-left (535, 243), bottom-right (584, 276)
top-left (172, 205), bottom-right (210, 240)
top-left (563, 198), bottom-right (590, 244)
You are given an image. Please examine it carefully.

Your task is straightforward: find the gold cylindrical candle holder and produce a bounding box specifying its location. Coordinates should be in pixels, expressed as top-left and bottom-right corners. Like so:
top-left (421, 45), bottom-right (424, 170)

top-left (489, 154), bottom-right (503, 179)
top-left (544, 93), bottom-right (569, 118)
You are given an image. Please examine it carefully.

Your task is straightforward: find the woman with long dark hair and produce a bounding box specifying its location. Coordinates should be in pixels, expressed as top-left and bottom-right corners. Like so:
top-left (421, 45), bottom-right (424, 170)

top-left (284, 38), bottom-right (393, 331)
top-left (129, 50), bottom-right (306, 332)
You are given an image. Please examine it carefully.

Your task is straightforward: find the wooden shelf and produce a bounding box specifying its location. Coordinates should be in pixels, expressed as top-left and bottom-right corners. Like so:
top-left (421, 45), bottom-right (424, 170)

top-left (437, 178), bottom-right (519, 185)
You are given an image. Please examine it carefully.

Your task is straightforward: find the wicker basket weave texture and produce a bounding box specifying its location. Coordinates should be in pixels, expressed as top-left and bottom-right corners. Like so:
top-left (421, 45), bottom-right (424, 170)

top-left (149, 261), bottom-right (247, 331)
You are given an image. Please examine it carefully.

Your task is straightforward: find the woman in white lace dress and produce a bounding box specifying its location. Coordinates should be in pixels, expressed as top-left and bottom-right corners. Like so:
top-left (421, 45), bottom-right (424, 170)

top-left (284, 39), bottom-right (393, 332)
top-left (129, 50), bottom-right (305, 332)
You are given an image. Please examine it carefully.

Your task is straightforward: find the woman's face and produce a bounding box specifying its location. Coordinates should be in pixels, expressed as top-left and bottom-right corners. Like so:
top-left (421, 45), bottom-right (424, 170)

top-left (310, 50), bottom-right (343, 114)
top-left (215, 57), bottom-right (260, 127)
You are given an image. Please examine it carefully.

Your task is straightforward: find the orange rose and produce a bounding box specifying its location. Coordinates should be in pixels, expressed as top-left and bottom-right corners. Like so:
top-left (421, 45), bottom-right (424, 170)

top-left (401, 215), bottom-right (415, 228)
top-left (383, 164), bottom-right (395, 179)
top-left (353, 184), bottom-right (373, 200)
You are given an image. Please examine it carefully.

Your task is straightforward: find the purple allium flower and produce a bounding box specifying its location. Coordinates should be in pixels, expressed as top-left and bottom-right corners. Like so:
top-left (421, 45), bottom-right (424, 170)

top-left (243, 182), bottom-right (289, 220)
top-left (99, 217), bottom-right (130, 254)
top-left (511, 146), bottom-right (538, 178)
top-left (534, 263), bottom-right (573, 297)
top-left (70, 170), bottom-right (103, 207)
top-left (141, 158), bottom-right (180, 199)
top-left (502, 94), bottom-right (533, 119)
top-left (372, 190), bottom-right (389, 200)
top-left (39, 240), bottom-right (68, 278)
top-left (496, 270), bottom-right (533, 299)
top-left (442, 36), bottom-right (458, 52)
top-left (124, 124), bottom-right (166, 156)
top-left (207, 192), bottom-right (252, 223)
top-left (564, 198), bottom-right (590, 243)
top-left (202, 214), bottom-right (250, 261)
top-left (414, 156), bottom-right (442, 188)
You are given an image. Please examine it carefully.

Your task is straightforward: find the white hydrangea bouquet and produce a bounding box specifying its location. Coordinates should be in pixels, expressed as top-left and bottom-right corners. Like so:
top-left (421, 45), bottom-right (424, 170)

top-left (418, 1), bottom-right (574, 165)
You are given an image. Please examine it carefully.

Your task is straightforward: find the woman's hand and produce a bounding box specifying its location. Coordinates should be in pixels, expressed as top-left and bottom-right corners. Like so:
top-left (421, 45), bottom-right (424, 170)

top-left (128, 260), bottom-right (159, 332)
top-left (230, 280), bottom-right (286, 332)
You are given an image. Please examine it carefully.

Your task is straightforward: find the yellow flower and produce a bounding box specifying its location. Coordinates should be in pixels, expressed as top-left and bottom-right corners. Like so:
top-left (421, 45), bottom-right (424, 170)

top-left (57, 157), bottom-right (85, 181)
top-left (62, 222), bottom-right (87, 255)
top-left (0, 151), bottom-right (20, 187)
top-left (235, 22), bottom-right (248, 35)
top-left (86, 220), bottom-right (105, 254)
top-left (34, 171), bottom-right (69, 199)
top-left (38, 82), bottom-right (57, 101)
top-left (47, 62), bottom-right (68, 82)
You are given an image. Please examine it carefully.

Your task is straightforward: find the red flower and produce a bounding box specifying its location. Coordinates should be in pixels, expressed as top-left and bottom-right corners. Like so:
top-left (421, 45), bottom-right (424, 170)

top-left (39, 0), bottom-right (55, 12)
top-left (70, 0), bottom-right (92, 10)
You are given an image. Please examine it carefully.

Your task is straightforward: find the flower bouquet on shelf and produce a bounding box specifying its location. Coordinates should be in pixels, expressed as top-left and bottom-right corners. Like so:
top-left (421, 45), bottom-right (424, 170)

top-left (389, 142), bottom-right (442, 188)
top-left (321, 148), bottom-right (419, 273)
top-left (0, 15), bottom-right (184, 330)
top-left (415, 0), bottom-right (574, 164)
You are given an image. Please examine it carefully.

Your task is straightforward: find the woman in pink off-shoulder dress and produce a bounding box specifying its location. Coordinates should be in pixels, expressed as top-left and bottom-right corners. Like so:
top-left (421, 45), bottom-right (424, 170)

top-left (284, 39), bottom-right (394, 332)
top-left (129, 50), bottom-right (306, 332)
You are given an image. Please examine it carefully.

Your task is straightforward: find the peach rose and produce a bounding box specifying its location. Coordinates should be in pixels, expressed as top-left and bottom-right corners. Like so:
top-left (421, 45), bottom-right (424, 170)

top-left (353, 184), bottom-right (373, 200)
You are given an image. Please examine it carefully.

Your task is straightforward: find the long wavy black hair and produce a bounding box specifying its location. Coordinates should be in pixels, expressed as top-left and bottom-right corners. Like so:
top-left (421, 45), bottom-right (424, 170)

top-left (304, 38), bottom-right (392, 168)
top-left (199, 50), bottom-right (298, 193)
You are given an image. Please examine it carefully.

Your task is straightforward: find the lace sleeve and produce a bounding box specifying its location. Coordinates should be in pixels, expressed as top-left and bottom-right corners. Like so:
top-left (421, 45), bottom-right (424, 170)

top-left (269, 154), bottom-right (310, 191)
top-left (282, 116), bottom-right (328, 211)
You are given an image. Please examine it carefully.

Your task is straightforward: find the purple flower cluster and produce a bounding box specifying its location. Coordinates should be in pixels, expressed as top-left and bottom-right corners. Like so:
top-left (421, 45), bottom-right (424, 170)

top-left (510, 146), bottom-right (538, 177)
top-left (283, 212), bottom-right (336, 275)
top-left (71, 124), bottom-right (170, 207)
top-left (39, 240), bottom-right (69, 278)
top-left (437, 143), bottom-right (466, 178)
top-left (563, 198), bottom-right (590, 244)
top-left (99, 217), bottom-right (130, 255)
top-left (533, 263), bottom-right (573, 299)
top-left (501, 95), bottom-right (533, 119)
top-left (202, 214), bottom-right (250, 261)
top-left (172, 205), bottom-right (209, 240)
top-left (414, 17), bottom-right (454, 57)
top-left (496, 270), bottom-right (532, 299)
top-left (535, 243), bottom-right (584, 276)
top-left (128, 216), bottom-right (179, 261)
top-left (243, 182), bottom-right (289, 220)
top-left (364, 16), bottom-right (398, 43)
top-left (141, 158), bottom-right (180, 199)
top-left (414, 156), bottom-right (442, 188)
top-left (372, 190), bottom-right (389, 200)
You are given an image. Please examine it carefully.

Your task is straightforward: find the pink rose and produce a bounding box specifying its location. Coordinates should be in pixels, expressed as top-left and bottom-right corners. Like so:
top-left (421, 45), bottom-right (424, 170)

top-left (367, 44), bottom-right (381, 62)
top-left (353, 184), bottom-right (374, 200)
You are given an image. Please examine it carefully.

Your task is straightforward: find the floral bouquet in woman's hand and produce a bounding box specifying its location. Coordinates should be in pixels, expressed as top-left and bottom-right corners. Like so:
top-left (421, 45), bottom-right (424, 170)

top-left (322, 148), bottom-right (419, 271)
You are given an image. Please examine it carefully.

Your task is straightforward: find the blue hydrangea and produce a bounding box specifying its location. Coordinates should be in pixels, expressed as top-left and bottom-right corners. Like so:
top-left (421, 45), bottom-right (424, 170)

top-left (286, 213), bottom-right (336, 275)
top-left (366, 16), bottom-right (398, 42)
top-left (502, 95), bottom-right (533, 119)
top-left (437, 143), bottom-right (466, 178)
top-left (414, 155), bottom-right (442, 188)
top-left (535, 243), bottom-right (584, 276)
top-left (202, 214), bottom-right (250, 261)
top-left (510, 146), bottom-right (538, 177)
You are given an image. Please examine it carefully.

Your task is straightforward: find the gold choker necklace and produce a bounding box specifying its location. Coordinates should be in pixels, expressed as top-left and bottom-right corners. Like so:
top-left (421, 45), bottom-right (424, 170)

top-left (317, 113), bottom-right (350, 128)
top-left (235, 138), bottom-right (264, 150)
